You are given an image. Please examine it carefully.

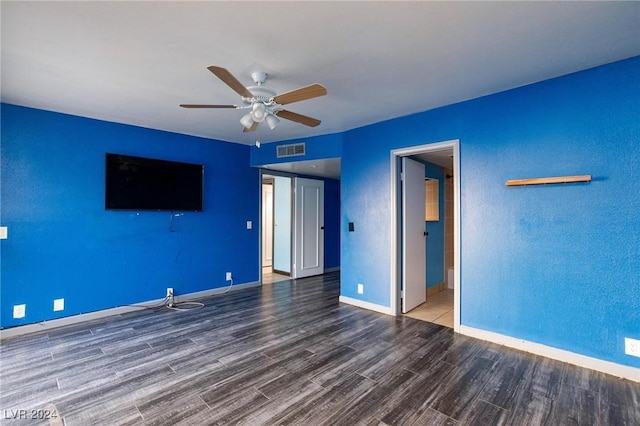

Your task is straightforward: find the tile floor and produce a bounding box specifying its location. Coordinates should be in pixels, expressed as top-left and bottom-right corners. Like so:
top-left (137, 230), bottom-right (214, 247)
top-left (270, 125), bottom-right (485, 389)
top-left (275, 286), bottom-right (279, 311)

top-left (405, 288), bottom-right (454, 328)
top-left (262, 266), bottom-right (291, 285)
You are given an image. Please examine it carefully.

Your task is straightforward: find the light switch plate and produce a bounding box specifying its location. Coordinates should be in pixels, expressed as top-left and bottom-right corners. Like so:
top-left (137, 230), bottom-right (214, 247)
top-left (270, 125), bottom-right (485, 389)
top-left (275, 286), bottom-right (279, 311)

top-left (0, 226), bottom-right (7, 240)
top-left (246, 221), bottom-right (252, 229)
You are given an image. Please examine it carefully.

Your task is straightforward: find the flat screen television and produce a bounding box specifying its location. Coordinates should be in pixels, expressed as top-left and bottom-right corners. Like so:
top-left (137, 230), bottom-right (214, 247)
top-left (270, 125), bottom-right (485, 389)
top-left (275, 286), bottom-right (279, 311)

top-left (105, 153), bottom-right (204, 211)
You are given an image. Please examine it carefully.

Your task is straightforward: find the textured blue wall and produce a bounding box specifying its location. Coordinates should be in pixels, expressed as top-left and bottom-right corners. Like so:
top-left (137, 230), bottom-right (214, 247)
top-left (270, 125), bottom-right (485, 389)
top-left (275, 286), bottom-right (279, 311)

top-left (340, 57), bottom-right (640, 367)
top-left (1, 104), bottom-right (260, 328)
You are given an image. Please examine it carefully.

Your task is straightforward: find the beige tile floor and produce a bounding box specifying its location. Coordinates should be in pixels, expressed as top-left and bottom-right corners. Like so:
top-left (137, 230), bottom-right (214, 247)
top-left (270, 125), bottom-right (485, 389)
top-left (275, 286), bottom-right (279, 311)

top-left (262, 266), bottom-right (291, 284)
top-left (404, 288), bottom-right (454, 328)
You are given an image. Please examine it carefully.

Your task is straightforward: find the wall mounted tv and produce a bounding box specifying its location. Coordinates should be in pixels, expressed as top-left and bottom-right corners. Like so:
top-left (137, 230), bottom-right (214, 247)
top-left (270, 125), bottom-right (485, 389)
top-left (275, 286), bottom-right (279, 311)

top-left (105, 153), bottom-right (204, 211)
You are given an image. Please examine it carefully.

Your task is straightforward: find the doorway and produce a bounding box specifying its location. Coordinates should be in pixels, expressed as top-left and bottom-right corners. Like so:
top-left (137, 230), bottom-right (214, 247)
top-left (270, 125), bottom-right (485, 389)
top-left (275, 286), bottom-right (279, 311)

top-left (260, 173), bottom-right (326, 283)
top-left (261, 174), bottom-right (291, 284)
top-left (391, 140), bottom-right (460, 332)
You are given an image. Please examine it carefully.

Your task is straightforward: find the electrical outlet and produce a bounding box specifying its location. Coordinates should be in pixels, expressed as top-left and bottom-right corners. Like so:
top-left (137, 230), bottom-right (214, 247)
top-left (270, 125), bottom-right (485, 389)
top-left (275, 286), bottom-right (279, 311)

top-left (13, 304), bottom-right (26, 319)
top-left (357, 283), bottom-right (364, 294)
top-left (167, 288), bottom-right (174, 298)
top-left (625, 337), bottom-right (640, 358)
top-left (53, 298), bottom-right (64, 312)
top-left (226, 272), bottom-right (232, 281)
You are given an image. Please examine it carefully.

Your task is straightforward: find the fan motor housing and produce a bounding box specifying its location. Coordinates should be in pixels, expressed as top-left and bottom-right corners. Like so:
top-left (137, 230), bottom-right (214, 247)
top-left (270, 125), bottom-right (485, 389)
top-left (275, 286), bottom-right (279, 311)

top-left (244, 85), bottom-right (277, 105)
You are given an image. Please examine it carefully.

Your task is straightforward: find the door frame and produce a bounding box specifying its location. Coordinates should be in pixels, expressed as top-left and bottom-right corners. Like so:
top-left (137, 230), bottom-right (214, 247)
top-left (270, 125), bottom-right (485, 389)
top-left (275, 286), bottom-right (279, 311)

top-left (390, 139), bottom-right (461, 332)
top-left (259, 169), bottom-right (326, 282)
top-left (261, 179), bottom-right (274, 268)
top-left (259, 169), bottom-right (294, 283)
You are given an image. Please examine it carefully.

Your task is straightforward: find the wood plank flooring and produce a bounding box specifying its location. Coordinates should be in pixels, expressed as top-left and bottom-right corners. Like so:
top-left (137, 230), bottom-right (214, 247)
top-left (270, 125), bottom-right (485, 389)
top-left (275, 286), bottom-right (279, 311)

top-left (1, 272), bottom-right (638, 425)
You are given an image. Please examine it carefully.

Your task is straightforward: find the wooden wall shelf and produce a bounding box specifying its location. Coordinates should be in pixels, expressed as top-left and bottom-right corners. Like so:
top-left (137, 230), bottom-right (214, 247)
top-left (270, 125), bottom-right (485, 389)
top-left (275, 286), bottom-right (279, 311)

top-left (505, 175), bottom-right (591, 187)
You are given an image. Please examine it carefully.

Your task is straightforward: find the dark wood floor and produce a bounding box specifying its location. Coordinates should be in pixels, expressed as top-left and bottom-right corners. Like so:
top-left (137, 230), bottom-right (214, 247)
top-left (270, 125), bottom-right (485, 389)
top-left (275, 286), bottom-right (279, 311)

top-left (1, 272), bottom-right (638, 425)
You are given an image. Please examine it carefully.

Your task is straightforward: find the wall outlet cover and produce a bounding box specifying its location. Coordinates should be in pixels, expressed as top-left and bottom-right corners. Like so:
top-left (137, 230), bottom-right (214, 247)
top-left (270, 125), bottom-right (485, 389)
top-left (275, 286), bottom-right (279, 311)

top-left (226, 272), bottom-right (232, 281)
top-left (13, 304), bottom-right (26, 319)
top-left (625, 337), bottom-right (640, 358)
top-left (0, 226), bottom-right (7, 239)
top-left (53, 298), bottom-right (65, 312)
top-left (357, 283), bottom-right (364, 294)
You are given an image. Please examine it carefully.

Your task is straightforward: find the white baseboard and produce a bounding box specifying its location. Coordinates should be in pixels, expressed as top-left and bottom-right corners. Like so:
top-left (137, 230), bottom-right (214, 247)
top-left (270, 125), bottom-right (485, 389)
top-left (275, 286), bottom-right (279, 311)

top-left (459, 325), bottom-right (640, 383)
top-left (0, 281), bottom-right (260, 340)
top-left (339, 295), bottom-right (393, 315)
top-left (173, 280), bottom-right (260, 302)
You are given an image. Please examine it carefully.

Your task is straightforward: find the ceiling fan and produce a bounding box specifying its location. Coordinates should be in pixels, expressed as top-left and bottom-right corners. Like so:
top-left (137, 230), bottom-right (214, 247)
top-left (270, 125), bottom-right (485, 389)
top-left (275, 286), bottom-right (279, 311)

top-left (180, 66), bottom-right (327, 133)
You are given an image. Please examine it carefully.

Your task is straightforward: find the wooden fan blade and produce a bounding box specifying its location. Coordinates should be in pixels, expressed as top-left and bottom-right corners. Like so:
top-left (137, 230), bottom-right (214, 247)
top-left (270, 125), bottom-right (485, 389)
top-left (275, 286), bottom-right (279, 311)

top-left (277, 110), bottom-right (321, 127)
top-left (180, 104), bottom-right (237, 108)
top-left (243, 121), bottom-right (259, 132)
top-left (274, 84), bottom-right (327, 106)
top-left (207, 66), bottom-right (254, 98)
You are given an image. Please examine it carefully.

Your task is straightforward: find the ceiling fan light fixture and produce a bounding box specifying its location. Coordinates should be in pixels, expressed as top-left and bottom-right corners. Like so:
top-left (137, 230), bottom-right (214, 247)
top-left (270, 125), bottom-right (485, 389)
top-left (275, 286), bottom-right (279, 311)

top-left (240, 112), bottom-right (254, 129)
top-left (182, 66), bottom-right (327, 134)
top-left (250, 103), bottom-right (267, 122)
top-left (265, 114), bottom-right (280, 130)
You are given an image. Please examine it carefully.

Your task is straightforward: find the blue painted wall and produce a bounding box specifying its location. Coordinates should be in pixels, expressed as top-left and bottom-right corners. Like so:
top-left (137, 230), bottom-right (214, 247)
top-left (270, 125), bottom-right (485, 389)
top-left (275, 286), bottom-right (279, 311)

top-left (340, 57), bottom-right (640, 368)
top-left (423, 162), bottom-right (445, 289)
top-left (1, 104), bottom-right (260, 328)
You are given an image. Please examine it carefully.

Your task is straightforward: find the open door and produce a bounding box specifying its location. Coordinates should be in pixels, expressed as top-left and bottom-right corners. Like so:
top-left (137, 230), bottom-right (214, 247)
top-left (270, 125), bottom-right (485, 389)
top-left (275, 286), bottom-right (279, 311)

top-left (293, 177), bottom-right (324, 278)
top-left (261, 182), bottom-right (274, 268)
top-left (402, 157), bottom-right (426, 313)
top-left (272, 176), bottom-right (292, 275)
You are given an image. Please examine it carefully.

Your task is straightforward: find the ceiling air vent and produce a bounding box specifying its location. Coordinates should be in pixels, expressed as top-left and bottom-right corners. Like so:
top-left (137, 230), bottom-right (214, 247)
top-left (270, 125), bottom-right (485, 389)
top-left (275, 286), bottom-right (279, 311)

top-left (276, 143), bottom-right (306, 158)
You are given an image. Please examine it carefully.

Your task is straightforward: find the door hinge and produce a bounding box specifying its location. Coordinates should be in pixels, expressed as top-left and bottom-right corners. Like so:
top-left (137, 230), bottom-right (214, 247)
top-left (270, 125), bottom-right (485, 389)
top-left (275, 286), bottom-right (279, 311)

top-left (400, 172), bottom-right (404, 181)
top-left (400, 290), bottom-right (404, 299)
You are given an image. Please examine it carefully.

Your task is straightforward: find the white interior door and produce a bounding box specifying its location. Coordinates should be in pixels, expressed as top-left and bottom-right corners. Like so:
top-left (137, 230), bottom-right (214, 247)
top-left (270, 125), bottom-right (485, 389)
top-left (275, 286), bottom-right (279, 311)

top-left (273, 176), bottom-right (292, 274)
top-left (293, 177), bottom-right (324, 279)
top-left (261, 183), bottom-right (273, 267)
top-left (402, 157), bottom-right (426, 313)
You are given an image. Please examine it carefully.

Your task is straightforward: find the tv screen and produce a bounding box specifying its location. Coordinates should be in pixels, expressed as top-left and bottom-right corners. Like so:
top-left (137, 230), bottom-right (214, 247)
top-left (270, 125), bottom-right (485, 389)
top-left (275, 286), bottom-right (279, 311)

top-left (105, 153), bottom-right (204, 211)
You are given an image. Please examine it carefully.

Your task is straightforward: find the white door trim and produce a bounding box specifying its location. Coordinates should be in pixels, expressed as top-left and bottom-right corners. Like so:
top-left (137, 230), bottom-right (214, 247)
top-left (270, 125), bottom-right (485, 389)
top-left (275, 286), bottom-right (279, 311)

top-left (390, 139), bottom-right (461, 332)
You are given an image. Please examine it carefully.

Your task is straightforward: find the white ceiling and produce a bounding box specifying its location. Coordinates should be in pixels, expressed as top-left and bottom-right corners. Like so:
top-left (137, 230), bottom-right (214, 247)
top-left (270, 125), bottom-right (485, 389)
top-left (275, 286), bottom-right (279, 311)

top-left (2, 1), bottom-right (639, 149)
